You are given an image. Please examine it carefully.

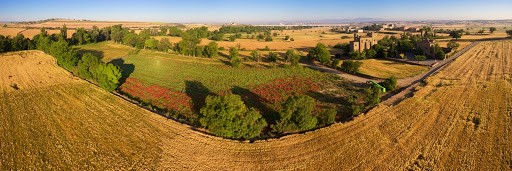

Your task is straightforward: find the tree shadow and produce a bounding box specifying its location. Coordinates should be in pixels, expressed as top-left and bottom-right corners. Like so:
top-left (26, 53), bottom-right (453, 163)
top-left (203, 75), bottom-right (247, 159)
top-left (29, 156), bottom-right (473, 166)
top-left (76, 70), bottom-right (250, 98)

top-left (110, 58), bottom-right (135, 85)
top-left (185, 80), bottom-right (214, 113)
top-left (77, 49), bottom-right (104, 60)
top-left (231, 86), bottom-right (279, 124)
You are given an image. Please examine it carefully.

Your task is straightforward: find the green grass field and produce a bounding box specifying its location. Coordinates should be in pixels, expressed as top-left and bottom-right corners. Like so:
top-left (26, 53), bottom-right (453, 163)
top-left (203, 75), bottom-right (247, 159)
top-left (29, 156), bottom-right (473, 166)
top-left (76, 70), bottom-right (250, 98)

top-left (77, 41), bottom-right (333, 93)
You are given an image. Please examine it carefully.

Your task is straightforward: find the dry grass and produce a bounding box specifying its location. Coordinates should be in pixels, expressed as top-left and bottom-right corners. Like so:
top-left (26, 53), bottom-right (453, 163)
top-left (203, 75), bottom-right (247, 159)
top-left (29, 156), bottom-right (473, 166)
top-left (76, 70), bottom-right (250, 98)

top-left (356, 59), bottom-right (429, 79)
top-left (0, 28), bottom-right (26, 37)
top-left (1, 42), bottom-right (511, 170)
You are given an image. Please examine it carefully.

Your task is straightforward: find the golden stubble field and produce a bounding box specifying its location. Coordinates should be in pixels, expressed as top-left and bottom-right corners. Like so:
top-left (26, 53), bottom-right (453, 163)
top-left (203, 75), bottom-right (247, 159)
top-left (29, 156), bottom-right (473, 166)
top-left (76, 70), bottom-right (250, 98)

top-left (1, 41), bottom-right (512, 170)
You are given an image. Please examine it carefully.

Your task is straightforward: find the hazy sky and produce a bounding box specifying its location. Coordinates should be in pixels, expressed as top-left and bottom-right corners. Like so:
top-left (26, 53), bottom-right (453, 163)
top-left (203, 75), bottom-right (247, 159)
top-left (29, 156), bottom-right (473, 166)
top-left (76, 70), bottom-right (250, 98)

top-left (1, 0), bottom-right (511, 23)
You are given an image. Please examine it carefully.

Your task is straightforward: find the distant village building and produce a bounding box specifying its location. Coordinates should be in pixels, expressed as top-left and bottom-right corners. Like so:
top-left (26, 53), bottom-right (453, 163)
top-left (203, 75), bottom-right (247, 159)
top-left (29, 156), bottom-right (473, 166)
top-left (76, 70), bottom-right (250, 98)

top-left (350, 32), bottom-right (378, 52)
top-left (381, 23), bottom-right (396, 30)
top-left (417, 39), bottom-right (436, 58)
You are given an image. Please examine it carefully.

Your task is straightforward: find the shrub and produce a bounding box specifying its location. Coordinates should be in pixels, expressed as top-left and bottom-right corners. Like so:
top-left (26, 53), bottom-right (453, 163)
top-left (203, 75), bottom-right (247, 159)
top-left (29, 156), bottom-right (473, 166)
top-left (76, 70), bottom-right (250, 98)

top-left (271, 95), bottom-right (318, 133)
top-left (251, 77), bottom-right (320, 104)
top-left (199, 94), bottom-right (267, 139)
top-left (320, 107), bottom-right (337, 126)
top-left (119, 78), bottom-right (192, 114)
top-left (366, 86), bottom-right (382, 107)
top-left (331, 59), bottom-right (341, 68)
top-left (380, 77), bottom-right (397, 91)
top-left (340, 60), bottom-right (362, 74)
top-left (414, 55), bottom-right (427, 61)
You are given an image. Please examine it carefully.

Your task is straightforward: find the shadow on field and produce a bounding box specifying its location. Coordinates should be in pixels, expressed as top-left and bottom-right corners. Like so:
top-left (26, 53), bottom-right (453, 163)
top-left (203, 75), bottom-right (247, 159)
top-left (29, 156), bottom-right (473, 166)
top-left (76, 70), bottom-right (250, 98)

top-left (110, 58), bottom-right (135, 85)
top-left (185, 81), bottom-right (215, 113)
top-left (231, 86), bottom-right (279, 124)
top-left (77, 49), bottom-right (104, 60)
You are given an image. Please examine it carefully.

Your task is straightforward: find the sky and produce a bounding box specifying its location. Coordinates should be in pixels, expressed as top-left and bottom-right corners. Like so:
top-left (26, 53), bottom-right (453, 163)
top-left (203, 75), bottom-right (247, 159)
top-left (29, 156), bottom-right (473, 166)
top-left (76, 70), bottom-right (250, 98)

top-left (0, 0), bottom-right (511, 23)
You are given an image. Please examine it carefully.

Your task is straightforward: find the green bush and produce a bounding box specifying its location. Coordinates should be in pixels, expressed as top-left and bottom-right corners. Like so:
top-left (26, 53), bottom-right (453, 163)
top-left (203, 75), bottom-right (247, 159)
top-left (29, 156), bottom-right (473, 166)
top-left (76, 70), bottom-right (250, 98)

top-left (199, 94), bottom-right (267, 139)
top-left (320, 107), bottom-right (336, 125)
top-left (340, 60), bottom-right (362, 74)
top-left (414, 55), bottom-right (427, 61)
top-left (380, 77), bottom-right (397, 91)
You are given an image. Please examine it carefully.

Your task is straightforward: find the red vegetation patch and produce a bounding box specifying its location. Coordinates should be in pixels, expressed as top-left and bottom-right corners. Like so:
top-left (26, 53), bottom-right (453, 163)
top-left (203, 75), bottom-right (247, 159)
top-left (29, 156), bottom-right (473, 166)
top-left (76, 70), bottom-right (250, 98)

top-left (251, 77), bottom-right (320, 104)
top-left (120, 78), bottom-right (192, 114)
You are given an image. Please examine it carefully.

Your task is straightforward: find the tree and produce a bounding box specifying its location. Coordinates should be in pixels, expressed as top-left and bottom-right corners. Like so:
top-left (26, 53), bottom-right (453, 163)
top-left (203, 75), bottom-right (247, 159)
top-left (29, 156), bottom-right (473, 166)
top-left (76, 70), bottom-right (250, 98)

top-left (228, 47), bottom-right (238, 60)
top-left (380, 77), bottom-right (397, 91)
top-left (111, 24), bottom-right (126, 43)
top-left (366, 49), bottom-right (377, 59)
top-left (176, 32), bottom-right (201, 56)
top-left (267, 52), bottom-right (279, 63)
top-left (319, 107), bottom-right (336, 126)
top-left (436, 50), bottom-right (446, 60)
top-left (265, 36), bottom-right (273, 42)
top-left (284, 35), bottom-right (290, 40)
top-left (272, 95), bottom-right (318, 133)
top-left (250, 50), bottom-right (261, 62)
top-left (340, 60), bottom-right (362, 74)
top-left (449, 30), bottom-right (463, 39)
top-left (506, 30), bottom-right (512, 37)
top-left (123, 32), bottom-right (140, 47)
top-left (366, 86), bottom-right (382, 107)
top-left (308, 43), bottom-right (331, 65)
top-left (204, 41), bottom-right (218, 58)
top-left (447, 41), bottom-right (460, 50)
top-left (478, 29), bottom-right (485, 35)
top-left (35, 34), bottom-right (51, 52)
top-left (285, 49), bottom-right (297, 62)
top-left (157, 38), bottom-right (172, 52)
top-left (489, 27), bottom-right (497, 34)
top-left (199, 94), bottom-right (267, 139)
top-left (331, 59), bottom-right (341, 68)
top-left (159, 27), bottom-right (168, 36)
top-left (0, 35), bottom-right (11, 53)
top-left (229, 35), bottom-right (236, 42)
top-left (194, 46), bottom-right (205, 57)
top-left (59, 24), bottom-right (67, 40)
top-left (77, 53), bottom-right (101, 79)
top-left (48, 39), bottom-right (79, 70)
top-left (144, 38), bottom-right (159, 50)
top-left (96, 63), bottom-right (122, 92)
top-left (11, 34), bottom-right (28, 51)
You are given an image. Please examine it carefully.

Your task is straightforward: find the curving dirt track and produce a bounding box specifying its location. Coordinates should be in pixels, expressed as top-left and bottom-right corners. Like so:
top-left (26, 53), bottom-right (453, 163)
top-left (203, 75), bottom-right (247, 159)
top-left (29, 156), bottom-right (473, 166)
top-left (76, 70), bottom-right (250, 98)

top-left (1, 40), bottom-right (512, 170)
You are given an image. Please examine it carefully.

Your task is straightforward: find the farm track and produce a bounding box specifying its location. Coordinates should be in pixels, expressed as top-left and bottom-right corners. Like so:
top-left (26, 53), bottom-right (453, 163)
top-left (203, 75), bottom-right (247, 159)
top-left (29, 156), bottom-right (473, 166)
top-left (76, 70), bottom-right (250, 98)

top-left (1, 41), bottom-right (512, 170)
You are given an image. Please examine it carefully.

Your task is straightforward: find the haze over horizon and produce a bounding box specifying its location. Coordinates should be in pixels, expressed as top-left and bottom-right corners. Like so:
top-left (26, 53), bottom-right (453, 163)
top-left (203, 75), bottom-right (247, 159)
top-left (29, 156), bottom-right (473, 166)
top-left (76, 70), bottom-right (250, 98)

top-left (1, 0), bottom-right (511, 23)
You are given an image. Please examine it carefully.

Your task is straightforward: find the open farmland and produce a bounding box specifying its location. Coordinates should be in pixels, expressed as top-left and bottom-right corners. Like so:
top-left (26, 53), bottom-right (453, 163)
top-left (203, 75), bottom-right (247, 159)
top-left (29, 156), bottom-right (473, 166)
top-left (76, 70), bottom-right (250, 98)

top-left (153, 27), bottom-right (396, 51)
top-left (355, 59), bottom-right (429, 79)
top-left (0, 28), bottom-right (26, 37)
top-left (2, 39), bottom-right (511, 169)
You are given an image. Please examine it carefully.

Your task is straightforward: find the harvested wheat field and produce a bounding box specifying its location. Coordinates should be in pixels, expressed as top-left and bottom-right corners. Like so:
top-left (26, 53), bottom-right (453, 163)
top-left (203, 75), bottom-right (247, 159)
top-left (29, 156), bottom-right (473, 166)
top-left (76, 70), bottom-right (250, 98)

top-left (2, 41), bottom-right (512, 170)
top-left (0, 28), bottom-right (26, 37)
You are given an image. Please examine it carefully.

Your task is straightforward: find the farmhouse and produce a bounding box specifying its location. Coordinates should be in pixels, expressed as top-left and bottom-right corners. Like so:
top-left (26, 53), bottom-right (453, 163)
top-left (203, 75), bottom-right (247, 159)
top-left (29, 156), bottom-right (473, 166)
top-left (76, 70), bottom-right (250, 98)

top-left (350, 32), bottom-right (378, 52)
top-left (417, 38), bottom-right (436, 58)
